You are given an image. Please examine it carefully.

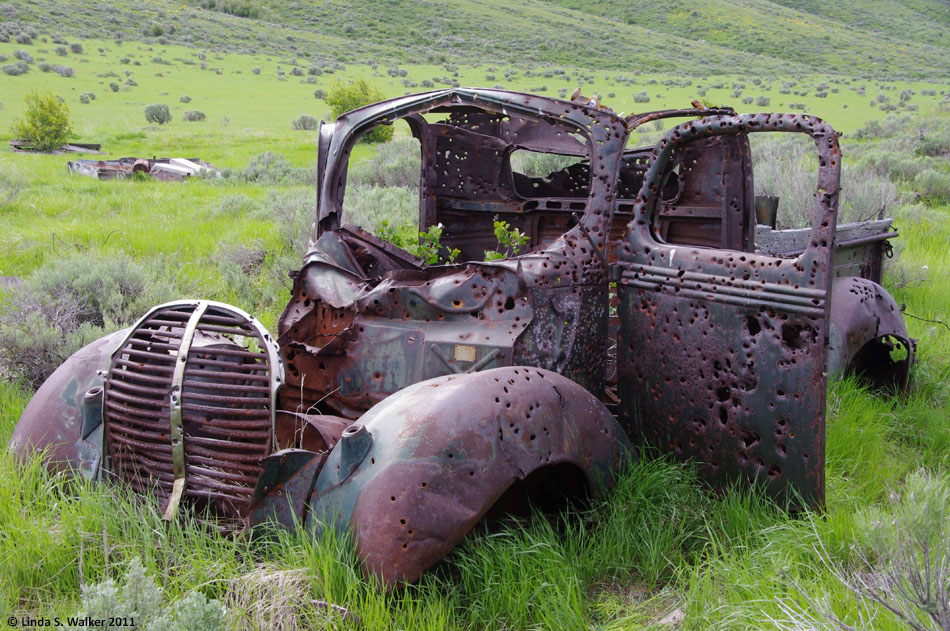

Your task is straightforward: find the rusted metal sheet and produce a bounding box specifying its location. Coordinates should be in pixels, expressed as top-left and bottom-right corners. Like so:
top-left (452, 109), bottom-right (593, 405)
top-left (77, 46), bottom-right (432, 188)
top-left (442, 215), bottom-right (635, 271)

top-left (827, 277), bottom-right (914, 390)
top-left (617, 113), bottom-right (842, 508)
top-left (10, 140), bottom-right (101, 153)
top-left (67, 157), bottom-right (219, 181)
top-left (308, 367), bottom-right (633, 585)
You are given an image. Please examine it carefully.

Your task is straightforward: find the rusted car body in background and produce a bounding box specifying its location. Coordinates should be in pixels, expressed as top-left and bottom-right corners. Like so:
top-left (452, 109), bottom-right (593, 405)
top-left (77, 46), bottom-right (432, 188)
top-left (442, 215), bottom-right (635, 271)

top-left (11, 89), bottom-right (914, 585)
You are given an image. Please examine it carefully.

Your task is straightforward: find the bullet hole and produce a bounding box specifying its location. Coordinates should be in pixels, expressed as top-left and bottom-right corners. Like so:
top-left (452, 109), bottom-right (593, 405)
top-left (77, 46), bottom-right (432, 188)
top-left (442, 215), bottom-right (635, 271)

top-left (746, 316), bottom-right (761, 336)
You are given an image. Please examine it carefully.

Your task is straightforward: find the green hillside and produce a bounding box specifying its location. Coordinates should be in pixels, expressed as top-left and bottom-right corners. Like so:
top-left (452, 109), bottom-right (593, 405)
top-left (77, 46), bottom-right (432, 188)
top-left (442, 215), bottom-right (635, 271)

top-left (4, 0), bottom-right (948, 78)
top-left (546, 0), bottom-right (950, 77)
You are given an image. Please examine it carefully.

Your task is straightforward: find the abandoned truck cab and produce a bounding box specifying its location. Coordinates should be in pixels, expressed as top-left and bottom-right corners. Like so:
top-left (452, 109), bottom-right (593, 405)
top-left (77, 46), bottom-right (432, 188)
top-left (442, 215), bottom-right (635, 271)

top-left (11, 88), bottom-right (914, 586)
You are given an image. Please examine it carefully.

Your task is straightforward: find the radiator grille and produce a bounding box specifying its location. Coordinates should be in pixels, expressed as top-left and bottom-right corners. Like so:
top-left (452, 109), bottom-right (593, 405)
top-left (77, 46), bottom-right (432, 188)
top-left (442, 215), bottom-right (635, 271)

top-left (103, 301), bottom-right (282, 523)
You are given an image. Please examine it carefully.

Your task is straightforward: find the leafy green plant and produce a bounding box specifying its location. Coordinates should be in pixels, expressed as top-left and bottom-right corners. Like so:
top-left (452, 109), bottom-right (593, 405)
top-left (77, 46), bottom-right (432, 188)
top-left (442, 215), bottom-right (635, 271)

top-left (326, 79), bottom-right (393, 143)
top-left (407, 223), bottom-right (459, 265)
top-left (10, 89), bottom-right (73, 151)
top-left (484, 219), bottom-right (529, 260)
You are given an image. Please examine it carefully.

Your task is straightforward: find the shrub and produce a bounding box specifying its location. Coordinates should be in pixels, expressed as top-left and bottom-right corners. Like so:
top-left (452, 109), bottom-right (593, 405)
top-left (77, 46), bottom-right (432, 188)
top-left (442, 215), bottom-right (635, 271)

top-left (109, 81), bottom-right (119, 92)
top-left (326, 79), bottom-right (393, 142)
top-left (633, 90), bottom-right (650, 103)
top-left (251, 66), bottom-right (261, 75)
top-left (55, 45), bottom-right (67, 56)
top-left (179, 94), bottom-right (191, 103)
top-left (144, 102), bottom-right (171, 124)
top-left (183, 110), bottom-right (206, 122)
top-left (2, 61), bottom-right (28, 75)
top-left (54, 64), bottom-right (74, 77)
top-left (69, 42), bottom-right (83, 54)
top-left (0, 253), bottom-right (174, 388)
top-left (38, 62), bottom-right (51, 72)
top-left (914, 169), bottom-right (950, 202)
top-left (13, 49), bottom-right (31, 63)
top-left (755, 95), bottom-right (771, 107)
top-left (78, 92), bottom-right (95, 104)
top-left (64, 558), bottom-right (226, 631)
top-left (240, 152), bottom-right (313, 185)
top-left (291, 114), bottom-right (318, 130)
top-left (10, 89), bottom-right (72, 150)
top-left (348, 138), bottom-right (420, 188)
top-left (313, 88), bottom-right (326, 100)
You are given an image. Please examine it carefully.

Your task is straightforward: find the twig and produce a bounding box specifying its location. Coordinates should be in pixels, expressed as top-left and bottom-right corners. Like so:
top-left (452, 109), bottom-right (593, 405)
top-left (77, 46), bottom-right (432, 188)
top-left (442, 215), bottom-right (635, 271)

top-left (902, 310), bottom-right (950, 332)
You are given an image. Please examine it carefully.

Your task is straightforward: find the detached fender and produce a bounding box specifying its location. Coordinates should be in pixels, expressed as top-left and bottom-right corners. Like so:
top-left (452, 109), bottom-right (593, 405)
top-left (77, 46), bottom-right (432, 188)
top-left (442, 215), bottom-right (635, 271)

top-left (307, 366), bottom-right (633, 585)
top-left (827, 277), bottom-right (915, 390)
top-left (9, 329), bottom-right (128, 478)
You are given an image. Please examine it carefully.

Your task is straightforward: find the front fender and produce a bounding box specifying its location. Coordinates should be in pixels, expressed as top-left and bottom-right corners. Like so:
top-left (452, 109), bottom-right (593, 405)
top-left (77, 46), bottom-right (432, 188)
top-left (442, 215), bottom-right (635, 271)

top-left (9, 329), bottom-right (128, 478)
top-left (827, 277), bottom-right (914, 390)
top-left (307, 366), bottom-right (633, 585)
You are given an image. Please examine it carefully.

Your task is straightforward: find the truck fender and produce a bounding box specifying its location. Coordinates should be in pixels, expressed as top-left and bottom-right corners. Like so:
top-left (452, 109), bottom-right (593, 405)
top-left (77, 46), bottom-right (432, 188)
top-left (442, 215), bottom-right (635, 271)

top-left (9, 329), bottom-right (128, 479)
top-left (827, 277), bottom-right (915, 390)
top-left (307, 366), bottom-right (634, 585)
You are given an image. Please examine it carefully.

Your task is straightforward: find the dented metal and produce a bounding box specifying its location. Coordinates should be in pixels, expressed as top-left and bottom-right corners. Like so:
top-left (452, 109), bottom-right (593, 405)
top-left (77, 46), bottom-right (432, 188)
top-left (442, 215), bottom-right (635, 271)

top-left (11, 89), bottom-right (915, 586)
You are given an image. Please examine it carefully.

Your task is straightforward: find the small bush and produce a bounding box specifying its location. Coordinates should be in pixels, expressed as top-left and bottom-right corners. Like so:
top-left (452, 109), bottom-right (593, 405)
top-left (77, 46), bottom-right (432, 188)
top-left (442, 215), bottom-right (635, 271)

top-left (914, 169), bottom-right (950, 202)
top-left (109, 81), bottom-right (119, 92)
top-left (633, 90), bottom-right (650, 103)
top-left (291, 114), bottom-right (318, 130)
top-left (313, 88), bottom-right (326, 100)
top-left (38, 62), bottom-right (51, 72)
top-left (179, 94), bottom-right (191, 103)
top-left (755, 95), bottom-right (771, 107)
top-left (78, 92), bottom-right (93, 104)
top-left (240, 152), bottom-right (313, 185)
top-left (2, 61), bottom-right (28, 75)
top-left (183, 110), bottom-right (206, 122)
top-left (251, 66), bottom-right (261, 75)
top-left (69, 42), bottom-right (83, 54)
top-left (55, 45), bottom-right (67, 56)
top-left (326, 79), bottom-right (393, 142)
top-left (63, 558), bottom-right (226, 631)
top-left (144, 102), bottom-right (171, 124)
top-left (10, 89), bottom-right (72, 151)
top-left (13, 49), bottom-right (31, 63)
top-left (54, 64), bottom-right (74, 77)
top-left (0, 253), bottom-right (174, 388)
top-left (348, 138), bottom-right (420, 188)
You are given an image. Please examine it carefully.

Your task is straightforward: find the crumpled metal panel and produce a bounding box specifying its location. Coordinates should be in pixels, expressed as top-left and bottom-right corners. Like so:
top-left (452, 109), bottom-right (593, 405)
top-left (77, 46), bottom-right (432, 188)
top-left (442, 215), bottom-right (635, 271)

top-left (307, 366), bottom-right (633, 585)
top-left (618, 113), bottom-right (842, 509)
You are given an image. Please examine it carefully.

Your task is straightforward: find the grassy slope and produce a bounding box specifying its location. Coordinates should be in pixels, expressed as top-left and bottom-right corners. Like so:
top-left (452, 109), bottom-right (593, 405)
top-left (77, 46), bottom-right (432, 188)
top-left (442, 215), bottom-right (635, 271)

top-left (546, 0), bottom-right (950, 77)
top-left (6, 0), bottom-right (950, 77)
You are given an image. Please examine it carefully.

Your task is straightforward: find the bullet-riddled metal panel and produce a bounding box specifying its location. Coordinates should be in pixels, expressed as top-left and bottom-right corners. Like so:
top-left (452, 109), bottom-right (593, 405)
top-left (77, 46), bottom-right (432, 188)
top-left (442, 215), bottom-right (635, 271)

top-left (618, 113), bottom-right (841, 509)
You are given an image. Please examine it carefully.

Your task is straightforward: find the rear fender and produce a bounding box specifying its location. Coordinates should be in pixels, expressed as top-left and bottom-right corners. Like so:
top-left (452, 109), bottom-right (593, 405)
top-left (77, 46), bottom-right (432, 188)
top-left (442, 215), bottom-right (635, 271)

top-left (307, 366), bottom-right (633, 585)
top-left (827, 277), bottom-right (915, 391)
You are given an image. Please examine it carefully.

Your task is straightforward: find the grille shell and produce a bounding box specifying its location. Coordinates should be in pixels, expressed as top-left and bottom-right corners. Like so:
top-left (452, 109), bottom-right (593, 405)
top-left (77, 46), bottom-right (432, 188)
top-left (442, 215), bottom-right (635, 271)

top-left (103, 301), bottom-right (283, 522)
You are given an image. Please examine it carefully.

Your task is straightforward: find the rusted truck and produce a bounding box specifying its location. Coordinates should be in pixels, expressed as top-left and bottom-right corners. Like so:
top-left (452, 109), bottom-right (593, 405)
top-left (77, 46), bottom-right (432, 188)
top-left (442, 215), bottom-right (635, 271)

top-left (11, 89), bottom-right (914, 586)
